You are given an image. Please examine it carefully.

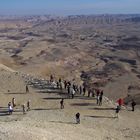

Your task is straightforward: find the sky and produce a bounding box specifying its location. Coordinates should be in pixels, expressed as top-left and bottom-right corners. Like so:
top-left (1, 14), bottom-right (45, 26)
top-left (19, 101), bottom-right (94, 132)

top-left (0, 0), bottom-right (140, 15)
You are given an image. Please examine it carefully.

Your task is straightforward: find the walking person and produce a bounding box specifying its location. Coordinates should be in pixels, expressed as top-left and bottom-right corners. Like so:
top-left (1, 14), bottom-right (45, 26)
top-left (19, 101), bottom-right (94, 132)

top-left (75, 112), bottom-right (80, 124)
top-left (131, 100), bottom-right (136, 111)
top-left (60, 99), bottom-right (64, 109)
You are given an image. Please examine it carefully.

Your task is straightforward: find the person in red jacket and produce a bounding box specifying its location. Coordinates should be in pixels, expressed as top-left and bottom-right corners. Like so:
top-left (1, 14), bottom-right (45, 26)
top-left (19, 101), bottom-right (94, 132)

top-left (117, 98), bottom-right (124, 109)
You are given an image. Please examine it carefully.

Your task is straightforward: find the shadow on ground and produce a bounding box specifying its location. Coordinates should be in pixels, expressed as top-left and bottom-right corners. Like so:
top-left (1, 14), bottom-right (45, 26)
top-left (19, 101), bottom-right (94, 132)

top-left (49, 121), bottom-right (76, 124)
top-left (70, 103), bottom-right (96, 106)
top-left (88, 107), bottom-right (115, 110)
top-left (33, 108), bottom-right (59, 111)
top-left (5, 92), bottom-right (26, 95)
top-left (85, 115), bottom-right (115, 119)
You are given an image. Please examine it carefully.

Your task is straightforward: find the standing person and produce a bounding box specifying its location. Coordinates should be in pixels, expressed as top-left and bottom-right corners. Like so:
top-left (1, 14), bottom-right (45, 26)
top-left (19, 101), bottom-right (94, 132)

top-left (72, 88), bottom-right (75, 99)
top-left (64, 81), bottom-right (67, 89)
top-left (100, 90), bottom-right (104, 97)
top-left (12, 97), bottom-right (16, 108)
top-left (73, 84), bottom-right (76, 92)
top-left (131, 100), bottom-right (136, 111)
top-left (99, 94), bottom-right (103, 106)
top-left (22, 104), bottom-right (26, 114)
top-left (79, 86), bottom-right (82, 95)
top-left (115, 105), bottom-right (120, 118)
top-left (50, 75), bottom-right (54, 83)
top-left (60, 99), bottom-right (64, 109)
top-left (26, 85), bottom-right (29, 93)
top-left (92, 89), bottom-right (95, 97)
top-left (117, 98), bottom-right (123, 109)
top-left (75, 112), bottom-right (80, 124)
top-left (27, 100), bottom-right (31, 111)
top-left (59, 78), bottom-right (61, 83)
top-left (67, 84), bottom-right (70, 98)
top-left (96, 90), bottom-right (100, 105)
top-left (83, 86), bottom-right (86, 96)
top-left (60, 82), bottom-right (62, 90)
top-left (88, 89), bottom-right (91, 97)
top-left (8, 102), bottom-right (13, 115)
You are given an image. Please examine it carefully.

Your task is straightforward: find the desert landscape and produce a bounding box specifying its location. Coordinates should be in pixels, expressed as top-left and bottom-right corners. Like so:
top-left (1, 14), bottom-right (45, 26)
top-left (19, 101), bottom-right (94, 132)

top-left (0, 14), bottom-right (140, 140)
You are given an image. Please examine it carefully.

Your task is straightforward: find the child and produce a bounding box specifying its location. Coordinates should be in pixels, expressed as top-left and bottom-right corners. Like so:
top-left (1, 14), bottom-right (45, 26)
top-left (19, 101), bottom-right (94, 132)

top-left (75, 112), bottom-right (80, 124)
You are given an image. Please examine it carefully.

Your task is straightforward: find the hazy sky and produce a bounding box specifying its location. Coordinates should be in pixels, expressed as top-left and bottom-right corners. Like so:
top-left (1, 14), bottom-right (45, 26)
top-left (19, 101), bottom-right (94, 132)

top-left (0, 0), bottom-right (139, 15)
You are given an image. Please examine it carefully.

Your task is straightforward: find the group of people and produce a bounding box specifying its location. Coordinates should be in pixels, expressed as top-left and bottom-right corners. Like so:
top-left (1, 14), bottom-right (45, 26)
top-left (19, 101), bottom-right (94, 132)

top-left (115, 98), bottom-right (137, 118)
top-left (8, 98), bottom-right (31, 115)
top-left (6, 75), bottom-right (137, 124)
top-left (50, 75), bottom-right (88, 99)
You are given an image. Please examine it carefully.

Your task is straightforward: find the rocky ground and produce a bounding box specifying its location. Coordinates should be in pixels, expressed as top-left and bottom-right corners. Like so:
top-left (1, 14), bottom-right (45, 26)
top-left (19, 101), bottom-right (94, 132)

top-left (0, 67), bottom-right (140, 140)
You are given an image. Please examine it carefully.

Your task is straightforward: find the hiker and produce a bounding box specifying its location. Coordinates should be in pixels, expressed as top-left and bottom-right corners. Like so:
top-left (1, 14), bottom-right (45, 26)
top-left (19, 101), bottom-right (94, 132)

top-left (79, 86), bottom-right (82, 95)
top-left (83, 86), bottom-right (86, 96)
top-left (22, 104), bottom-right (26, 114)
top-left (60, 99), bottom-right (64, 109)
top-left (99, 94), bottom-right (103, 106)
top-left (76, 85), bottom-right (79, 93)
top-left (27, 100), bottom-right (31, 111)
top-left (115, 105), bottom-right (120, 118)
top-left (12, 97), bottom-right (16, 108)
top-left (67, 84), bottom-right (70, 98)
top-left (75, 112), bottom-right (80, 124)
top-left (88, 89), bottom-right (91, 97)
top-left (64, 81), bottom-right (67, 89)
top-left (96, 90), bottom-right (100, 105)
top-left (100, 90), bottom-right (104, 97)
top-left (50, 75), bottom-right (54, 83)
top-left (8, 102), bottom-right (13, 115)
top-left (131, 100), bottom-right (136, 111)
top-left (57, 81), bottom-right (59, 88)
top-left (59, 78), bottom-right (61, 83)
top-left (26, 85), bottom-right (29, 93)
top-left (60, 82), bottom-right (62, 90)
top-left (117, 98), bottom-right (123, 109)
top-left (72, 88), bottom-right (75, 99)
top-left (92, 89), bottom-right (95, 97)
top-left (73, 84), bottom-right (76, 92)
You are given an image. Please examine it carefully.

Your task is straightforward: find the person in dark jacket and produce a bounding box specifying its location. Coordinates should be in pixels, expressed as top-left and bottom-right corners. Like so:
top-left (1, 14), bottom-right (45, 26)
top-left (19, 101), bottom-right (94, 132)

top-left (115, 105), bottom-right (120, 118)
top-left (60, 99), bottom-right (64, 109)
top-left (75, 112), bottom-right (80, 124)
top-left (99, 95), bottom-right (103, 106)
top-left (131, 100), bottom-right (136, 111)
